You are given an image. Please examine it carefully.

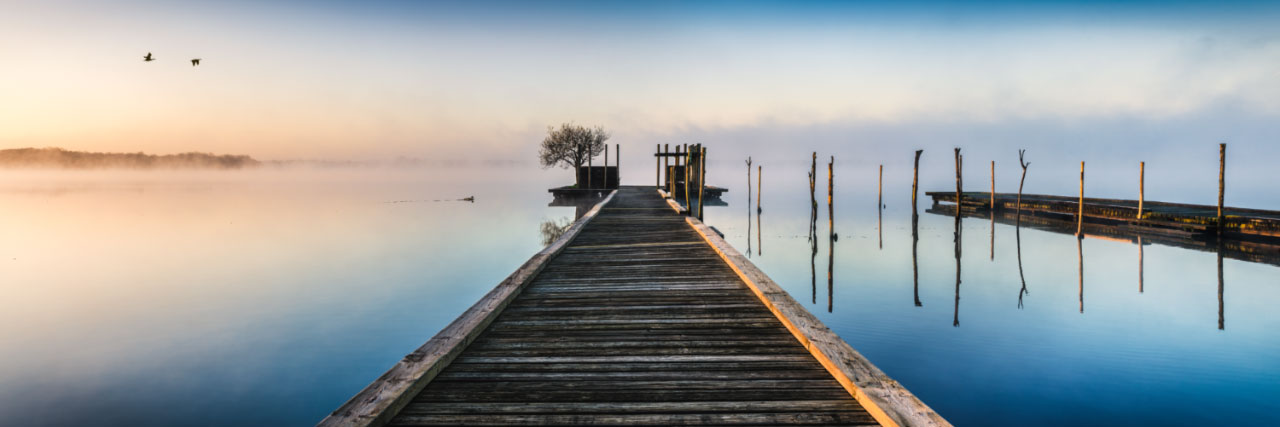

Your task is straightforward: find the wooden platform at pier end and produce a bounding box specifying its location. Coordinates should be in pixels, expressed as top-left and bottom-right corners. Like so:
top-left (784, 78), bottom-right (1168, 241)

top-left (322, 186), bottom-right (946, 427)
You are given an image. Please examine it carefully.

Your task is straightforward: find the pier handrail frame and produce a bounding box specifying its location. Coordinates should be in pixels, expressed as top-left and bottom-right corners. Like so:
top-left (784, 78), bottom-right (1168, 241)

top-left (318, 190), bottom-right (618, 427)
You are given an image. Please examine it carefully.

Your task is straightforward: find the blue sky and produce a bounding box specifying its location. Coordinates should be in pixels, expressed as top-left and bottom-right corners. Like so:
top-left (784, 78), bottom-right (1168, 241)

top-left (2, 0), bottom-right (1278, 163)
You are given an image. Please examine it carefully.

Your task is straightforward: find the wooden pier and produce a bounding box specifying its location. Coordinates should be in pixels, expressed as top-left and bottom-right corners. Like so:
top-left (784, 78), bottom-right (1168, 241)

top-left (929, 191), bottom-right (1280, 241)
top-left (322, 186), bottom-right (946, 427)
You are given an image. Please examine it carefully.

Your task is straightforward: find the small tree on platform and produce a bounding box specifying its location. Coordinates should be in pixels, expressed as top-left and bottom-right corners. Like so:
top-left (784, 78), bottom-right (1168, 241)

top-left (538, 123), bottom-right (610, 187)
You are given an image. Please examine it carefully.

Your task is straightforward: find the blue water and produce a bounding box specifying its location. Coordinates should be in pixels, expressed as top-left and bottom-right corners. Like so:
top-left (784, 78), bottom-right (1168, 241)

top-left (1, 160), bottom-right (1277, 426)
top-left (704, 165), bottom-right (1280, 427)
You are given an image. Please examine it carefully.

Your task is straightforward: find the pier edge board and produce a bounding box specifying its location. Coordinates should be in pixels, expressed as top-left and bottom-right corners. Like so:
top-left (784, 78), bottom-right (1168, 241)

top-left (317, 190), bottom-right (618, 427)
top-left (656, 188), bottom-right (688, 214)
top-left (684, 215), bottom-right (952, 427)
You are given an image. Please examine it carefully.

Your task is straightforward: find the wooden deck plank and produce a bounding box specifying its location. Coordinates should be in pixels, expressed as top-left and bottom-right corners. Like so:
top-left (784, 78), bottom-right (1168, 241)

top-left (380, 187), bottom-right (881, 426)
top-left (327, 186), bottom-right (942, 427)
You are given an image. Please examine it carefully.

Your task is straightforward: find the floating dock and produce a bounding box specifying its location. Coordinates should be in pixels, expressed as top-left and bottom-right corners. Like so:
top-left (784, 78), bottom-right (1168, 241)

top-left (928, 191), bottom-right (1280, 241)
top-left (322, 186), bottom-right (946, 427)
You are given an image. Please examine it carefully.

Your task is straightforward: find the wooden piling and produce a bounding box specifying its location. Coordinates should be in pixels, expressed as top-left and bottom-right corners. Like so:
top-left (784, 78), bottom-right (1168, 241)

top-left (878, 164), bottom-right (883, 209)
top-left (604, 144), bottom-right (609, 190)
top-left (615, 143), bottom-right (619, 185)
top-left (587, 147), bottom-right (593, 189)
top-left (655, 144), bottom-right (660, 187)
top-left (912, 150), bottom-right (922, 213)
top-left (954, 148), bottom-right (962, 219)
top-left (684, 144), bottom-right (692, 211)
top-left (1138, 161), bottom-right (1145, 220)
top-left (1219, 143), bottom-right (1226, 234)
top-left (664, 144), bottom-right (671, 194)
top-left (827, 156), bottom-right (834, 314)
top-left (828, 156), bottom-right (834, 240)
top-left (1017, 150), bottom-right (1029, 226)
top-left (698, 146), bottom-right (707, 220)
top-left (810, 152), bottom-right (817, 230)
top-left (1077, 161), bottom-right (1085, 237)
top-left (990, 161), bottom-right (995, 210)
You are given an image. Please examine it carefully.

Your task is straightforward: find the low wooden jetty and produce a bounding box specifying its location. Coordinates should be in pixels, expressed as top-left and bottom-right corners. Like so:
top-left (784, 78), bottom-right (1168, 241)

top-left (322, 186), bottom-right (946, 426)
top-left (929, 202), bottom-right (1280, 268)
top-left (929, 191), bottom-right (1280, 241)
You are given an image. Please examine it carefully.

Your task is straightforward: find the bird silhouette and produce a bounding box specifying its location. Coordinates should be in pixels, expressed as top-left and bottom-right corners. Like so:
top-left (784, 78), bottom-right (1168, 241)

top-left (143, 52), bottom-right (154, 62)
top-left (190, 58), bottom-right (201, 66)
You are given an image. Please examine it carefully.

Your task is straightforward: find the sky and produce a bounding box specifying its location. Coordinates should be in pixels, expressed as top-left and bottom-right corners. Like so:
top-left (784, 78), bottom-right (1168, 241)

top-left (2, 0), bottom-right (1279, 163)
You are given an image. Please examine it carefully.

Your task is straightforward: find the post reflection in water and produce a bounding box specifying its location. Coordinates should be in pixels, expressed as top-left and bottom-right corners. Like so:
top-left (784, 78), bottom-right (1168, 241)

top-left (828, 230), bottom-right (835, 313)
top-left (913, 211), bottom-right (922, 307)
top-left (1078, 236), bottom-right (1085, 313)
top-left (1017, 221), bottom-right (1029, 309)
top-left (827, 156), bottom-right (835, 313)
top-left (954, 214), bottom-right (962, 327)
top-left (757, 205), bottom-right (762, 257)
top-left (990, 209), bottom-right (995, 261)
top-left (1219, 243), bottom-right (1225, 330)
top-left (1138, 236), bottom-right (1144, 293)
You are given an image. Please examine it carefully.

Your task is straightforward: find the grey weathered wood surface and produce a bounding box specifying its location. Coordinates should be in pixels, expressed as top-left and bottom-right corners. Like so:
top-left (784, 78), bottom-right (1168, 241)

top-left (327, 186), bottom-right (944, 426)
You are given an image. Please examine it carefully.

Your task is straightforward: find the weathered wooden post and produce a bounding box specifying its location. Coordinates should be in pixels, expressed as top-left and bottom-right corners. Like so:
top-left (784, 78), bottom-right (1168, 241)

top-left (664, 144), bottom-right (671, 194)
top-left (615, 143), bottom-right (619, 187)
top-left (828, 156), bottom-right (834, 240)
top-left (954, 148), bottom-right (962, 218)
top-left (1138, 161), bottom-right (1145, 220)
top-left (757, 165), bottom-right (762, 214)
top-left (603, 144), bottom-right (609, 190)
top-left (699, 146), bottom-right (707, 220)
top-left (684, 144), bottom-right (692, 211)
top-left (990, 161), bottom-right (995, 210)
top-left (912, 150), bottom-right (922, 213)
top-left (1017, 149), bottom-right (1029, 226)
top-left (810, 152), bottom-right (817, 227)
top-left (701, 147), bottom-right (711, 219)
top-left (827, 156), bottom-right (835, 314)
top-left (656, 144), bottom-right (660, 188)
top-left (1077, 161), bottom-right (1085, 237)
top-left (674, 145), bottom-right (683, 196)
top-left (878, 164), bottom-right (883, 209)
top-left (587, 146), bottom-right (593, 189)
top-left (1219, 143), bottom-right (1226, 235)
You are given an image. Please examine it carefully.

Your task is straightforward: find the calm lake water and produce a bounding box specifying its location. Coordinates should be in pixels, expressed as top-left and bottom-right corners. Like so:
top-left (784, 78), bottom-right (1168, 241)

top-left (703, 164), bottom-right (1280, 427)
top-left (1, 159), bottom-right (1277, 426)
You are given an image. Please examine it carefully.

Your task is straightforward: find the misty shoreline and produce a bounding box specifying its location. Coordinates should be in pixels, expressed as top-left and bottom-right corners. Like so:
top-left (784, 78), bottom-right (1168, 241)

top-left (0, 148), bottom-right (526, 170)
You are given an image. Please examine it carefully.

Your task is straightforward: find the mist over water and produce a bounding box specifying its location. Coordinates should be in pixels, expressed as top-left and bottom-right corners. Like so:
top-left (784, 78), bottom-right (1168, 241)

top-left (1, 141), bottom-right (1277, 426)
top-left (0, 167), bottom-right (573, 426)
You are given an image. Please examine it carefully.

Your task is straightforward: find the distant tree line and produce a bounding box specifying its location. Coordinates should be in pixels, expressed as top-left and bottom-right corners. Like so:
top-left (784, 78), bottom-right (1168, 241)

top-left (0, 147), bottom-right (260, 169)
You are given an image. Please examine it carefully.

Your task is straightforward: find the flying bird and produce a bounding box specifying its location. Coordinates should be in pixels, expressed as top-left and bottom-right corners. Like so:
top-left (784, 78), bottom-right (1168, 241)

top-left (143, 52), bottom-right (154, 62)
top-left (190, 58), bottom-right (201, 66)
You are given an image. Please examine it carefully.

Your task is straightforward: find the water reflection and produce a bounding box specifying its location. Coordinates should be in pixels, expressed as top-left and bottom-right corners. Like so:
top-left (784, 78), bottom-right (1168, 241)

top-left (1218, 243), bottom-right (1225, 330)
top-left (1078, 236), bottom-right (1085, 313)
top-left (954, 212), bottom-right (962, 327)
top-left (913, 211), bottom-right (922, 307)
top-left (539, 217), bottom-right (572, 246)
top-left (1017, 224), bottom-right (1029, 309)
top-left (929, 203), bottom-right (1267, 330)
